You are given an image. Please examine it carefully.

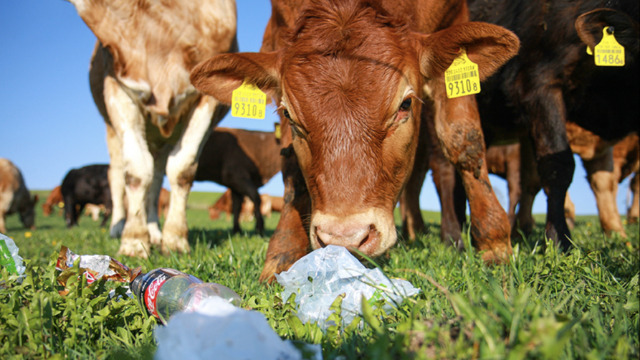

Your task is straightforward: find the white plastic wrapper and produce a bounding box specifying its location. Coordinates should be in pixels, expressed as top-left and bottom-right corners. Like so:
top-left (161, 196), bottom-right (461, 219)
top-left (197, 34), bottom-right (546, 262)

top-left (155, 296), bottom-right (322, 360)
top-left (275, 245), bottom-right (420, 330)
top-left (0, 233), bottom-right (26, 277)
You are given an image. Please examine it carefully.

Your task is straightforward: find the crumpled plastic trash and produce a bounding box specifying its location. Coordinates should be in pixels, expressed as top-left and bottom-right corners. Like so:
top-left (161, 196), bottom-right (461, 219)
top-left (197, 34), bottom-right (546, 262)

top-left (155, 296), bottom-right (322, 360)
top-left (0, 233), bottom-right (25, 277)
top-left (275, 245), bottom-right (420, 330)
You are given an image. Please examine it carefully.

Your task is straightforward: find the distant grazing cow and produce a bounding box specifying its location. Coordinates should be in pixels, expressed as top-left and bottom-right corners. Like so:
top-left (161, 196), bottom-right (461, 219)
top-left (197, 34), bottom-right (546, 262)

top-left (191, 0), bottom-right (519, 281)
top-left (67, 0), bottom-right (237, 257)
top-left (61, 164), bottom-right (112, 228)
top-left (195, 127), bottom-right (281, 235)
top-left (42, 185), bottom-right (63, 217)
top-left (0, 158), bottom-right (38, 233)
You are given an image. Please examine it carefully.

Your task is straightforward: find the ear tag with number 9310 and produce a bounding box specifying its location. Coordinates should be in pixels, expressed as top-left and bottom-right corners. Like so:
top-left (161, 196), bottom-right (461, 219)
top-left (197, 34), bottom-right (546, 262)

top-left (590, 26), bottom-right (625, 67)
top-left (232, 81), bottom-right (266, 119)
top-left (444, 48), bottom-right (481, 99)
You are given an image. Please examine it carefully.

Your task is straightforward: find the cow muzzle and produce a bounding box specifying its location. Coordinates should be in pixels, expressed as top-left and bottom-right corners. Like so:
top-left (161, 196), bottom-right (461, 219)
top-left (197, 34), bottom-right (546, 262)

top-left (310, 208), bottom-right (397, 257)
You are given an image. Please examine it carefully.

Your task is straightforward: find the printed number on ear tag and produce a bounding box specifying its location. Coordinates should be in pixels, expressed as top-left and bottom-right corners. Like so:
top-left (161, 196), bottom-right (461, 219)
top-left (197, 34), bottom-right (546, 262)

top-left (445, 49), bottom-right (481, 99)
top-left (232, 81), bottom-right (267, 119)
top-left (593, 26), bottom-right (625, 67)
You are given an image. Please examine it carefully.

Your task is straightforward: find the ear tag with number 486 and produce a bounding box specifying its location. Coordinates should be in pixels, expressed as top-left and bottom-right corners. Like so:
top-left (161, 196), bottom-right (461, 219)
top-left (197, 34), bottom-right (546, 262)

top-left (231, 81), bottom-right (267, 119)
top-left (444, 48), bottom-right (481, 99)
top-left (587, 26), bottom-right (625, 67)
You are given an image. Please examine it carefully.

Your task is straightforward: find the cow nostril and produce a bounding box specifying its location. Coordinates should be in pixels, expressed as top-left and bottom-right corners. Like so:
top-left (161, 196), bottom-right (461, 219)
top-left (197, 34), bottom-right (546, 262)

top-left (358, 224), bottom-right (379, 251)
top-left (315, 226), bottom-right (327, 248)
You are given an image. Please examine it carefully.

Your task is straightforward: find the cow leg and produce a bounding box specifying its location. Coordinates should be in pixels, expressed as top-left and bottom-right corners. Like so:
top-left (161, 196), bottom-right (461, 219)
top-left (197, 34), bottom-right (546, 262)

top-left (505, 149), bottom-right (521, 226)
top-left (515, 137), bottom-right (540, 236)
top-left (400, 102), bottom-right (432, 242)
top-left (433, 93), bottom-right (511, 262)
top-left (64, 194), bottom-right (77, 228)
top-left (0, 212), bottom-right (6, 234)
top-left (561, 193), bottom-right (575, 230)
top-left (106, 123), bottom-right (126, 238)
top-left (230, 190), bottom-right (243, 234)
top-left (248, 190), bottom-right (265, 236)
top-left (147, 155), bottom-right (167, 246)
top-left (103, 77), bottom-right (153, 257)
top-left (527, 86), bottom-right (575, 249)
top-left (629, 173), bottom-right (640, 224)
top-left (259, 122), bottom-right (311, 282)
top-left (582, 148), bottom-right (626, 237)
top-left (163, 97), bottom-right (221, 254)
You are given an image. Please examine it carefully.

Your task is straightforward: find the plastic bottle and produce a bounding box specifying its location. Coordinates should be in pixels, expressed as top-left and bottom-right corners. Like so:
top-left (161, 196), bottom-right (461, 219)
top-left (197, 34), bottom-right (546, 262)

top-left (130, 268), bottom-right (242, 324)
top-left (0, 233), bottom-right (25, 276)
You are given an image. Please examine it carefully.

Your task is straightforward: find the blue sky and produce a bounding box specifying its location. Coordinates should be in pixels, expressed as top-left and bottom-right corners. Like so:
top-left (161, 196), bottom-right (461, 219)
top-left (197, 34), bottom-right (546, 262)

top-left (1, 0), bottom-right (633, 216)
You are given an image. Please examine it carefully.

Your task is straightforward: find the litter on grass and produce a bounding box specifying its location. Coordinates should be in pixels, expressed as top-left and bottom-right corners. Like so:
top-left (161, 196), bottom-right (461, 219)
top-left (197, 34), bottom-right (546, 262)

top-left (275, 245), bottom-right (420, 330)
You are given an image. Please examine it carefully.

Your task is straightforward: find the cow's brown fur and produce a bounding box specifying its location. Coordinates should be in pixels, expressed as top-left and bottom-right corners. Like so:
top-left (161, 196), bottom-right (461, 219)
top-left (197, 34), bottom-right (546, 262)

top-left (68, 0), bottom-right (237, 257)
top-left (42, 185), bottom-right (63, 217)
top-left (191, 0), bottom-right (519, 281)
top-left (0, 158), bottom-right (38, 233)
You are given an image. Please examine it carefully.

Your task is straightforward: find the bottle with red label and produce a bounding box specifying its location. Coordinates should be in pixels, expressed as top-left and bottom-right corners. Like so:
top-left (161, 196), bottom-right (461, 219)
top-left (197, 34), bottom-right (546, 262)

top-left (130, 268), bottom-right (242, 324)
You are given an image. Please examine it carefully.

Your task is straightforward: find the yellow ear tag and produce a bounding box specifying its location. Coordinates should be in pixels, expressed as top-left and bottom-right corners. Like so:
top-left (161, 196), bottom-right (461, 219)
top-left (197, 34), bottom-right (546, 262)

top-left (594, 26), bottom-right (625, 66)
top-left (231, 80), bottom-right (267, 119)
top-left (445, 48), bottom-right (481, 99)
top-left (274, 122), bottom-right (281, 140)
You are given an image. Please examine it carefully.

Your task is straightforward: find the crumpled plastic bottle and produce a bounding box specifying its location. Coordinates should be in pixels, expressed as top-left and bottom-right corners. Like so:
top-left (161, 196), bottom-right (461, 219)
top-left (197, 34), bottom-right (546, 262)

top-left (130, 268), bottom-right (242, 324)
top-left (0, 233), bottom-right (26, 277)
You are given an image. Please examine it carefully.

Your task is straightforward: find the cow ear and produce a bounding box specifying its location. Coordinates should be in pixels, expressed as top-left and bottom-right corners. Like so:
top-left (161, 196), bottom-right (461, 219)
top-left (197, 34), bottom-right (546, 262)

top-left (190, 52), bottom-right (281, 104)
top-left (575, 8), bottom-right (639, 52)
top-left (416, 22), bottom-right (520, 81)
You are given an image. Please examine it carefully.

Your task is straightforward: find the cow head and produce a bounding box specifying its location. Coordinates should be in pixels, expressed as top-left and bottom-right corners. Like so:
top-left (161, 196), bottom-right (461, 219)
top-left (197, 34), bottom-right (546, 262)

top-left (575, 7), bottom-right (639, 61)
top-left (191, 2), bottom-right (518, 258)
top-left (20, 194), bottom-right (38, 230)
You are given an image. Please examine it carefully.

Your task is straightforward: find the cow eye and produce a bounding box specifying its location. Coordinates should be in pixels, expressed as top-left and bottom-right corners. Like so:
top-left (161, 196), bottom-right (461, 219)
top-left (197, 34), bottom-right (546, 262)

top-left (399, 98), bottom-right (412, 111)
top-left (283, 109), bottom-right (291, 119)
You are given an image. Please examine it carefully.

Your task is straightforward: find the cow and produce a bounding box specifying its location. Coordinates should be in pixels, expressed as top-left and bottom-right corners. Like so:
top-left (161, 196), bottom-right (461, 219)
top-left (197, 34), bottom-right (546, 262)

top-left (67, 0), bottom-right (238, 257)
top-left (402, 0), bottom-right (638, 249)
top-left (42, 185), bottom-right (63, 217)
top-left (190, 0), bottom-right (520, 281)
top-left (61, 164), bottom-right (112, 228)
top-left (0, 158), bottom-right (38, 234)
top-left (195, 127), bottom-right (281, 235)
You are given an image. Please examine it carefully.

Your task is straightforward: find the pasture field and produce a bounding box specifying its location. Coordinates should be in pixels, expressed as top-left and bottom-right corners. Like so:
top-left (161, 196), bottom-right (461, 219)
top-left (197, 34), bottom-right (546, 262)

top-left (1, 190), bottom-right (638, 359)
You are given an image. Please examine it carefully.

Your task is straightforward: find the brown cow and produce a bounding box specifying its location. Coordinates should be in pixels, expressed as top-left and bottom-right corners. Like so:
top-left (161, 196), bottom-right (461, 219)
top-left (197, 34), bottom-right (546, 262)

top-left (42, 185), bottom-right (63, 217)
top-left (67, 0), bottom-right (237, 257)
top-left (195, 127), bottom-right (281, 235)
top-left (0, 158), bottom-right (38, 234)
top-left (191, 0), bottom-right (519, 281)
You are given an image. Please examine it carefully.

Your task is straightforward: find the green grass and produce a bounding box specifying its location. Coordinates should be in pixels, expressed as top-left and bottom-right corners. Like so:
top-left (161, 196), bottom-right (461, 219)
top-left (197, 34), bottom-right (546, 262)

top-left (1, 190), bottom-right (638, 359)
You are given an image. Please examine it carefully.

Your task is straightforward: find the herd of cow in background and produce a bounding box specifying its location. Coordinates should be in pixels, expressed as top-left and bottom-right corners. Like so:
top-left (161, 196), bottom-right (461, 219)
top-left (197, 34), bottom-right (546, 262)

top-left (0, 0), bottom-right (637, 282)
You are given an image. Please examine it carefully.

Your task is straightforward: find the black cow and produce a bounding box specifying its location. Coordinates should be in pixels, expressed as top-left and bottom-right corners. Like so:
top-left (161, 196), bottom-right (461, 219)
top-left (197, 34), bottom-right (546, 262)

top-left (195, 127), bottom-right (281, 235)
top-left (403, 0), bottom-right (639, 248)
top-left (61, 164), bottom-right (112, 228)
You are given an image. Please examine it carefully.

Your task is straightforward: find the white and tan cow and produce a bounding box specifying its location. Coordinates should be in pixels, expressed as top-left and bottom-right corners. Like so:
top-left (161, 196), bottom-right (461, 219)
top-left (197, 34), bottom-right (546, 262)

top-left (67, 0), bottom-right (237, 256)
top-left (0, 158), bottom-right (38, 234)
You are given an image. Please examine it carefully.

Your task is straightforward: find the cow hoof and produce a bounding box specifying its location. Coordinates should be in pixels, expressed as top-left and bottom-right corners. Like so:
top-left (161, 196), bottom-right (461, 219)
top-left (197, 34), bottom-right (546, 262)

top-left (161, 232), bottom-right (190, 255)
top-left (259, 250), bottom-right (307, 283)
top-left (148, 223), bottom-right (163, 246)
top-left (117, 238), bottom-right (150, 258)
top-left (110, 219), bottom-right (125, 238)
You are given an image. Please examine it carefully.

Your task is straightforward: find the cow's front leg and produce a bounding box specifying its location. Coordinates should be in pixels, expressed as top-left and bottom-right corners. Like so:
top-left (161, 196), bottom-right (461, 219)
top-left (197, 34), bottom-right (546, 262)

top-left (434, 92), bottom-right (511, 263)
top-left (259, 122), bottom-right (310, 283)
top-left (582, 148), bottom-right (626, 237)
top-left (147, 153), bottom-right (168, 246)
top-left (529, 87), bottom-right (574, 249)
top-left (163, 96), bottom-right (220, 254)
top-left (105, 123), bottom-right (126, 238)
top-left (103, 78), bottom-right (154, 257)
top-left (629, 173), bottom-right (640, 224)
